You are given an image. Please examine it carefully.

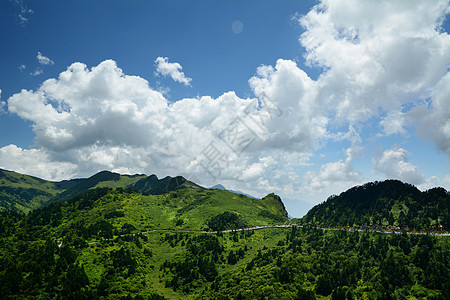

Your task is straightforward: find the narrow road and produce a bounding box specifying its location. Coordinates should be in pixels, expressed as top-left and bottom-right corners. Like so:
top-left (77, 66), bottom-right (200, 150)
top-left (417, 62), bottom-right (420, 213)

top-left (86, 224), bottom-right (449, 245)
top-left (133, 224), bottom-right (450, 238)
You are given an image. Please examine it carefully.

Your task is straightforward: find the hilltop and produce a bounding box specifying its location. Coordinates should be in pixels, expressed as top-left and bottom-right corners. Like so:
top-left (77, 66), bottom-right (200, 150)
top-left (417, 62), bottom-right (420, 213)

top-left (0, 168), bottom-right (288, 231)
top-left (299, 180), bottom-right (450, 231)
top-left (0, 169), bottom-right (201, 213)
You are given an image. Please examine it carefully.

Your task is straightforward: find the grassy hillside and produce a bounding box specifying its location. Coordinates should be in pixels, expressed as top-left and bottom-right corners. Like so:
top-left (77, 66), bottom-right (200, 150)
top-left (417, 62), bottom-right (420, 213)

top-left (53, 171), bottom-right (147, 203)
top-left (0, 168), bottom-right (76, 213)
top-left (0, 180), bottom-right (448, 299)
top-left (0, 188), bottom-right (447, 299)
top-left (26, 187), bottom-right (288, 238)
top-left (299, 180), bottom-right (450, 230)
top-left (0, 169), bottom-right (203, 213)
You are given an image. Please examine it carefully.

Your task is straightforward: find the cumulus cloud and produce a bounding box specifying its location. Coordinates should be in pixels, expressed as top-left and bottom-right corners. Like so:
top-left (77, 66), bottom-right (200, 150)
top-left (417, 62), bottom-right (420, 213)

top-left (0, 145), bottom-right (76, 181)
top-left (418, 173), bottom-right (450, 191)
top-left (3, 60), bottom-right (271, 184)
top-left (298, 0), bottom-right (450, 125)
top-left (380, 111), bottom-right (407, 136)
top-left (4, 58), bottom-right (328, 199)
top-left (374, 147), bottom-right (425, 185)
top-left (248, 59), bottom-right (327, 152)
top-left (409, 71), bottom-right (450, 154)
top-left (304, 147), bottom-right (362, 193)
top-left (3, 0), bottom-right (450, 211)
top-left (37, 52), bottom-right (54, 65)
top-left (8, 60), bottom-right (169, 152)
top-left (155, 57), bottom-right (192, 86)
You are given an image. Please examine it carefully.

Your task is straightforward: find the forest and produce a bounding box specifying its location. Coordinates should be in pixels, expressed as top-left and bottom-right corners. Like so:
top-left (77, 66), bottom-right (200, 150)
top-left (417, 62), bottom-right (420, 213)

top-left (300, 180), bottom-right (450, 231)
top-left (0, 186), bottom-right (449, 299)
top-left (0, 171), bottom-right (449, 299)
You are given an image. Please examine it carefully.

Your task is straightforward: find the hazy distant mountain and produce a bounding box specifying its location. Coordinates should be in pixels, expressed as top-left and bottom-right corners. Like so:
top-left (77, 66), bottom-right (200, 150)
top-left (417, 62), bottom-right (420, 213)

top-left (209, 184), bottom-right (256, 199)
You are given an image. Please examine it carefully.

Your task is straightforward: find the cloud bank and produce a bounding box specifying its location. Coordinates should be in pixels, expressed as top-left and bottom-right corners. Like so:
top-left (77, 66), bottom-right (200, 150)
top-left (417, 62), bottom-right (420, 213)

top-left (1, 0), bottom-right (449, 209)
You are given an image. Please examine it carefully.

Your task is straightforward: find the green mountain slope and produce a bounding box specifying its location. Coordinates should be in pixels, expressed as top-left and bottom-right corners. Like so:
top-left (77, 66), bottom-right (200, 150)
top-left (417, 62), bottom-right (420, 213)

top-left (0, 186), bottom-right (447, 299)
top-left (0, 169), bottom-right (204, 213)
top-left (300, 180), bottom-right (450, 230)
top-left (43, 187), bottom-right (288, 236)
top-left (0, 168), bottom-right (79, 212)
top-left (53, 171), bottom-right (147, 203)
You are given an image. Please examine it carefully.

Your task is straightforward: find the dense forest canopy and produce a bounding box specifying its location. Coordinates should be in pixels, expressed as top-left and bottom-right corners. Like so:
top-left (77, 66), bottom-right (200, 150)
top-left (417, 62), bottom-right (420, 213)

top-left (300, 180), bottom-right (450, 231)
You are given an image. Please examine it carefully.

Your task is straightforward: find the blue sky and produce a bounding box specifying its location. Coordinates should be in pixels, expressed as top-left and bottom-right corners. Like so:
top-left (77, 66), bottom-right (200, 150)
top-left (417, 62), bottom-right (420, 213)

top-left (1, 0), bottom-right (449, 217)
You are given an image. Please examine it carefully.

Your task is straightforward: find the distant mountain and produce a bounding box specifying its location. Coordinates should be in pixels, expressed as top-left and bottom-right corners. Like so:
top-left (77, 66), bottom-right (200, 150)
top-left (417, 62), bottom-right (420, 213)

top-left (209, 184), bottom-right (256, 198)
top-left (0, 169), bottom-right (203, 213)
top-left (300, 180), bottom-right (450, 230)
top-left (210, 184), bottom-right (227, 190)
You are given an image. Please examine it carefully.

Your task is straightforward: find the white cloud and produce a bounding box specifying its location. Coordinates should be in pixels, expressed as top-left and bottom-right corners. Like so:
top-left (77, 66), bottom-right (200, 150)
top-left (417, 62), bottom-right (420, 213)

top-left (30, 68), bottom-right (43, 76)
top-left (374, 147), bottom-right (424, 185)
top-left (304, 147), bottom-right (362, 193)
top-left (37, 52), bottom-right (54, 65)
top-left (0, 145), bottom-right (76, 181)
top-left (19, 64), bottom-right (26, 72)
top-left (380, 111), bottom-right (407, 136)
top-left (154, 57), bottom-right (192, 86)
top-left (4, 59), bottom-right (324, 200)
top-left (298, 0), bottom-right (450, 125)
top-left (248, 59), bottom-right (327, 152)
top-left (0, 89), bottom-right (5, 113)
top-left (418, 173), bottom-right (450, 191)
top-left (15, 0), bottom-right (33, 25)
top-left (3, 0), bottom-right (450, 215)
top-left (8, 60), bottom-right (169, 152)
top-left (409, 71), bottom-right (450, 155)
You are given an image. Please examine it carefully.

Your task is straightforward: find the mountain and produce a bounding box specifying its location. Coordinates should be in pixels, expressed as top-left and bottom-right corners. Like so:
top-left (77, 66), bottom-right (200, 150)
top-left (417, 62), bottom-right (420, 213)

top-left (0, 183), bottom-right (447, 299)
top-left (300, 180), bottom-right (450, 230)
top-left (0, 169), bottom-right (203, 213)
top-left (209, 184), bottom-right (256, 198)
top-left (0, 168), bottom-right (80, 213)
top-left (0, 168), bottom-right (288, 229)
top-left (0, 175), bottom-right (447, 299)
top-left (133, 174), bottom-right (203, 195)
top-left (51, 171), bottom-right (200, 204)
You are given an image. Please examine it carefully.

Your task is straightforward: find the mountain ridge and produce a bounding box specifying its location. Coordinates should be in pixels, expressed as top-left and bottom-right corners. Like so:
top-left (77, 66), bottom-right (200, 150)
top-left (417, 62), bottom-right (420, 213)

top-left (0, 168), bottom-right (203, 213)
top-left (299, 179), bottom-right (450, 230)
top-left (0, 171), bottom-right (448, 299)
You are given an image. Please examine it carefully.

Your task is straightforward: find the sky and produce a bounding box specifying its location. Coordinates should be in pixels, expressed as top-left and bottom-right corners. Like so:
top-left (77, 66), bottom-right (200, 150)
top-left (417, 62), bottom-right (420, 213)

top-left (1, 0), bottom-right (449, 217)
